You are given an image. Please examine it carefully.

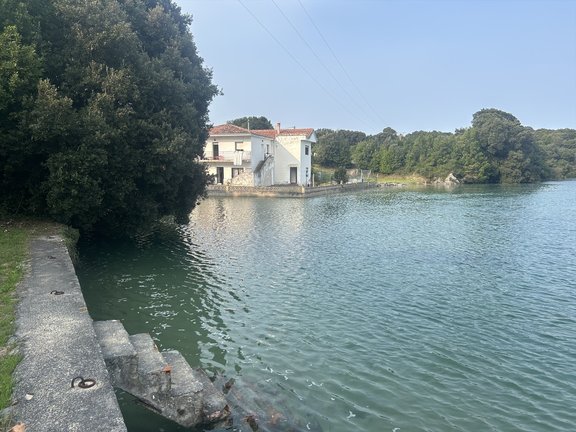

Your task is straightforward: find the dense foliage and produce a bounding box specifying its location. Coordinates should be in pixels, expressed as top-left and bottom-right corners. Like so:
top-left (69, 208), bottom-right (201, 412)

top-left (332, 167), bottom-right (348, 184)
top-left (314, 129), bottom-right (366, 168)
top-left (0, 0), bottom-right (218, 235)
top-left (228, 116), bottom-right (273, 130)
top-left (318, 109), bottom-right (574, 183)
top-left (534, 128), bottom-right (576, 179)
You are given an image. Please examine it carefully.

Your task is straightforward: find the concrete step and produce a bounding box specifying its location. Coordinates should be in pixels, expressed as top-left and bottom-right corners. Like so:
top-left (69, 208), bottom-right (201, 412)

top-left (93, 320), bottom-right (138, 389)
top-left (158, 351), bottom-right (229, 427)
top-left (129, 333), bottom-right (171, 395)
top-left (93, 321), bottom-right (229, 428)
top-left (162, 350), bottom-right (203, 396)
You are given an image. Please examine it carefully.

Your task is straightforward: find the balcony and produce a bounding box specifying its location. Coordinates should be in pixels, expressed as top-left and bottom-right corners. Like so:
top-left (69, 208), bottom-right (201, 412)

top-left (202, 150), bottom-right (252, 163)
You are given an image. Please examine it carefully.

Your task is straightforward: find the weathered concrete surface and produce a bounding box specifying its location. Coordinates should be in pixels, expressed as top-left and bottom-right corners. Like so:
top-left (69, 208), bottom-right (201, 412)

top-left (13, 236), bottom-right (126, 431)
top-left (94, 320), bottom-right (230, 428)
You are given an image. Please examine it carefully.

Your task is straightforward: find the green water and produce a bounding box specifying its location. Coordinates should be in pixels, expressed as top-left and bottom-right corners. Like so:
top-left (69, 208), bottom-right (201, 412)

top-left (77, 181), bottom-right (576, 432)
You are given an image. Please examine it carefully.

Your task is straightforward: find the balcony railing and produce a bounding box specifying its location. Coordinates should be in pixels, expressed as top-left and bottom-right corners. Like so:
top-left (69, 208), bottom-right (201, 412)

top-left (203, 150), bottom-right (252, 163)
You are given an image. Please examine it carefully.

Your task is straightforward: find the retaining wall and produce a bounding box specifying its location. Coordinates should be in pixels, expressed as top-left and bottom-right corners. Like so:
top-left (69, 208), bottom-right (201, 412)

top-left (206, 182), bottom-right (379, 198)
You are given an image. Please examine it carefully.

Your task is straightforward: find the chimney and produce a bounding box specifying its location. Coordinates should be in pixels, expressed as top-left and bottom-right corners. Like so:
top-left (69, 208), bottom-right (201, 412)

top-left (275, 122), bottom-right (281, 133)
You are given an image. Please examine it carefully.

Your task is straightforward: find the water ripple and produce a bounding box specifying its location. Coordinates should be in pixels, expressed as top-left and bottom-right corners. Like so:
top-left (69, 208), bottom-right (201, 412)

top-left (77, 182), bottom-right (576, 432)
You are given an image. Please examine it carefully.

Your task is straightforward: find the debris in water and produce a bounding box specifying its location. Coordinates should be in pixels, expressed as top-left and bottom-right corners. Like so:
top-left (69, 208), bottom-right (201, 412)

top-left (347, 411), bottom-right (356, 419)
top-left (223, 378), bottom-right (235, 393)
top-left (244, 414), bottom-right (259, 431)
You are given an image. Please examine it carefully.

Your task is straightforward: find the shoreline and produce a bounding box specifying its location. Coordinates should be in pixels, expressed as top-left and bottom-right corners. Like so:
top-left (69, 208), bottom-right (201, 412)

top-left (206, 182), bottom-right (385, 198)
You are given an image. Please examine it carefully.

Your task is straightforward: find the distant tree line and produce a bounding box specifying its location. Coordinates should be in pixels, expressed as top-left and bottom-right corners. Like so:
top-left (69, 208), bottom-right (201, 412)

top-left (0, 0), bottom-right (217, 236)
top-left (314, 109), bottom-right (576, 183)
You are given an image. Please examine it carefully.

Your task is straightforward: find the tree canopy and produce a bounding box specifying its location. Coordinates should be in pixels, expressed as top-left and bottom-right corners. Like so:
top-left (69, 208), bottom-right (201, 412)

top-left (314, 129), bottom-right (366, 168)
top-left (318, 109), bottom-right (572, 184)
top-left (228, 116), bottom-right (273, 130)
top-left (0, 0), bottom-right (218, 236)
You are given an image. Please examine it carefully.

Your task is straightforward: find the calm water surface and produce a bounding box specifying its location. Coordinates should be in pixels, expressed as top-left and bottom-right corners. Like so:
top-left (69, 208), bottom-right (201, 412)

top-left (77, 182), bottom-right (576, 432)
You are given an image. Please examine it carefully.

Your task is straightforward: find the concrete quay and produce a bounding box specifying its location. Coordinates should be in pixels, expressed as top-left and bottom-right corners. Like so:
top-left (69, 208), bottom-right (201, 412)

top-left (12, 235), bottom-right (126, 431)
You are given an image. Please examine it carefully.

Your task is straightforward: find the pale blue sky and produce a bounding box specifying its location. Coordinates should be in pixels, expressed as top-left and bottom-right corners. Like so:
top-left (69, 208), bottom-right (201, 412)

top-left (177, 0), bottom-right (576, 135)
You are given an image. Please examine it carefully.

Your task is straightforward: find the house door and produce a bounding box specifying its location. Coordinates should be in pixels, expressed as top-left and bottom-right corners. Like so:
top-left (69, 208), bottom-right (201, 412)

top-left (216, 167), bottom-right (224, 184)
top-left (290, 167), bottom-right (297, 184)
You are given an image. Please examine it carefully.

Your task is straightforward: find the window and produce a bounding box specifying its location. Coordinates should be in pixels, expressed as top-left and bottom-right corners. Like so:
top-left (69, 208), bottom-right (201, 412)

top-left (212, 143), bottom-right (219, 159)
top-left (232, 168), bottom-right (244, 178)
top-left (305, 145), bottom-right (309, 156)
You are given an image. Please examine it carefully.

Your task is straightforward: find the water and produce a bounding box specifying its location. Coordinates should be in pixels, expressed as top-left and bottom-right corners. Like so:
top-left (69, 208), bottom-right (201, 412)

top-left (77, 181), bottom-right (576, 432)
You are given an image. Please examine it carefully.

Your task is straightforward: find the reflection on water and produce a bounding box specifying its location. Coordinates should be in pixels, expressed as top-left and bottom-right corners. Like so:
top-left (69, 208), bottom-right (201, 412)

top-left (78, 182), bottom-right (576, 432)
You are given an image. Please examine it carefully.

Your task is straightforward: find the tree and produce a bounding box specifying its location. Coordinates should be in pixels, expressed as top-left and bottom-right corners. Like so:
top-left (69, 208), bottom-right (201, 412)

top-left (307, 109), bottom-right (568, 183)
top-left (314, 129), bottom-right (366, 168)
top-left (0, 0), bottom-right (218, 235)
top-left (534, 128), bottom-right (576, 179)
top-left (352, 127), bottom-right (399, 171)
top-left (228, 116), bottom-right (272, 130)
top-left (472, 109), bottom-right (545, 182)
top-left (333, 167), bottom-right (348, 184)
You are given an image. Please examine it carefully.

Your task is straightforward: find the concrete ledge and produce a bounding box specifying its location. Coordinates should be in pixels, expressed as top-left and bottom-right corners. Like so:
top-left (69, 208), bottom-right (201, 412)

top-left (206, 182), bottom-right (379, 197)
top-left (13, 236), bottom-right (126, 431)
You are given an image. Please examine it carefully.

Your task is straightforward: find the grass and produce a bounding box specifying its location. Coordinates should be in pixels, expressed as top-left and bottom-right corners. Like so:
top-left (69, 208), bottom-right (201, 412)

top-left (312, 165), bottom-right (427, 186)
top-left (0, 218), bottom-right (75, 421)
top-left (375, 174), bottom-right (427, 185)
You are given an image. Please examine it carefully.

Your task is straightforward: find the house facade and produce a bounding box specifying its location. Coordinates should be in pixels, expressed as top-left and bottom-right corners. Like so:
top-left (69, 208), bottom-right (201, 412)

top-left (201, 123), bottom-right (316, 187)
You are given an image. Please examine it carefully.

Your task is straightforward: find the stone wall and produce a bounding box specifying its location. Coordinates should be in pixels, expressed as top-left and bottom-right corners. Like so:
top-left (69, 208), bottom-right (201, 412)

top-left (206, 182), bottom-right (379, 198)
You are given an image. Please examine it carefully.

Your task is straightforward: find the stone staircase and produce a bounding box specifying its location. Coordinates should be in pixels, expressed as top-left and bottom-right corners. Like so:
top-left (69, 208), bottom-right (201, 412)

top-left (93, 320), bottom-right (229, 428)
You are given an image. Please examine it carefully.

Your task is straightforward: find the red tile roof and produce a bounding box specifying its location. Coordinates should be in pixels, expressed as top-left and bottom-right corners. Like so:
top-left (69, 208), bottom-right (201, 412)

top-left (252, 128), bottom-right (315, 139)
top-left (209, 124), bottom-right (315, 139)
top-left (280, 128), bottom-right (315, 138)
top-left (250, 129), bottom-right (276, 139)
top-left (209, 124), bottom-right (251, 135)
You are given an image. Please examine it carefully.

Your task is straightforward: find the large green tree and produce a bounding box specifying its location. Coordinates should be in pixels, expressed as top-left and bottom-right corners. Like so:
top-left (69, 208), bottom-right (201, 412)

top-left (0, 0), bottom-right (218, 235)
top-left (472, 109), bottom-right (545, 182)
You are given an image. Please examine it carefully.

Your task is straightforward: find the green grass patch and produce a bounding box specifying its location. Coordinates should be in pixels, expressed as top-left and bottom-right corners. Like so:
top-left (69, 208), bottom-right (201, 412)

top-left (0, 226), bottom-right (27, 348)
top-left (0, 352), bottom-right (22, 413)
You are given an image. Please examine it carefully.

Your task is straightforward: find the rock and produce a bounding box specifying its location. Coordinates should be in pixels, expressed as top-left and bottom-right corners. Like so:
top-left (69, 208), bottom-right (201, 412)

top-left (444, 173), bottom-right (460, 185)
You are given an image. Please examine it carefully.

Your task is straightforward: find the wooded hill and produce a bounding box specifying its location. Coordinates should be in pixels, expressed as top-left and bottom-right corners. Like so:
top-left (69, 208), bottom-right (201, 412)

top-left (314, 109), bottom-right (576, 183)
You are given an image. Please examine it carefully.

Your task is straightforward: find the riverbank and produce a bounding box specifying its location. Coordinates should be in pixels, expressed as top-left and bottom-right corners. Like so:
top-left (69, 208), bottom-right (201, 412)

top-left (10, 233), bottom-right (126, 431)
top-left (0, 220), bottom-right (125, 431)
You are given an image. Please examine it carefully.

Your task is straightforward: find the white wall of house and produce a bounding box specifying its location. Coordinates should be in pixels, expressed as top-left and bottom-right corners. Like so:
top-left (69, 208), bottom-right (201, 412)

top-left (249, 135), bottom-right (274, 170)
top-left (204, 133), bottom-right (253, 184)
top-left (274, 135), bottom-right (314, 186)
top-left (274, 139), bottom-right (300, 184)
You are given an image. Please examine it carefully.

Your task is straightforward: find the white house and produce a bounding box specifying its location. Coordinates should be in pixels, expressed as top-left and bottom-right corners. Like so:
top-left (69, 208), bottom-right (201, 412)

top-left (202, 122), bottom-right (316, 187)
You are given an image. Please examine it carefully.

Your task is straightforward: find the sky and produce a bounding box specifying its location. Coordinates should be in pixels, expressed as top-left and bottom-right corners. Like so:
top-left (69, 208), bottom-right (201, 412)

top-left (176, 0), bottom-right (576, 135)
